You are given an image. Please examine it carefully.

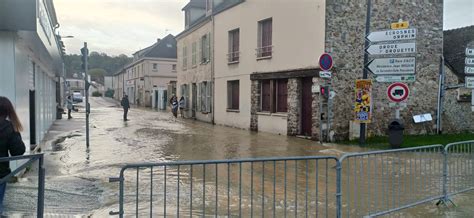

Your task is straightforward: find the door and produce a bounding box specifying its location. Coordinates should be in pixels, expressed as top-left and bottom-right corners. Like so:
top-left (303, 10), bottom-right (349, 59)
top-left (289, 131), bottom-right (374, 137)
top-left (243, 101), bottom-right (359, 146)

top-left (301, 77), bottom-right (313, 136)
top-left (192, 83), bottom-right (197, 118)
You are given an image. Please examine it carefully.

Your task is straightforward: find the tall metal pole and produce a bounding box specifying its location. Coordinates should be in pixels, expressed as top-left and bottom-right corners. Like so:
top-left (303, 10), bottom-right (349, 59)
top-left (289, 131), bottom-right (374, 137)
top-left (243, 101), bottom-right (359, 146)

top-left (359, 0), bottom-right (372, 146)
top-left (83, 42), bottom-right (90, 148)
top-left (436, 55), bottom-right (445, 134)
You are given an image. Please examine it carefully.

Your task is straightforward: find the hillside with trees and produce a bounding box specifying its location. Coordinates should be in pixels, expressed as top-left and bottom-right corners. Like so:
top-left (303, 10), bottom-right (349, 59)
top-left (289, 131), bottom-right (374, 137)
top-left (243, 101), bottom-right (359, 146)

top-left (64, 52), bottom-right (132, 83)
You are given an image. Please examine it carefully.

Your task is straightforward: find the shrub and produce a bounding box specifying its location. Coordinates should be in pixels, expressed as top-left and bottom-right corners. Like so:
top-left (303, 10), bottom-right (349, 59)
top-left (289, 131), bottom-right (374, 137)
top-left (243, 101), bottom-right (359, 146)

top-left (92, 91), bottom-right (103, 97)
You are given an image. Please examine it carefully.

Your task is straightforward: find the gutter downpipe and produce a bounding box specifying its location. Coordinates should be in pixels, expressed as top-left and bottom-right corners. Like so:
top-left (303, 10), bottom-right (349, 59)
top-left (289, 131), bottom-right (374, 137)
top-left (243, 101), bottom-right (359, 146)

top-left (211, 11), bottom-right (216, 124)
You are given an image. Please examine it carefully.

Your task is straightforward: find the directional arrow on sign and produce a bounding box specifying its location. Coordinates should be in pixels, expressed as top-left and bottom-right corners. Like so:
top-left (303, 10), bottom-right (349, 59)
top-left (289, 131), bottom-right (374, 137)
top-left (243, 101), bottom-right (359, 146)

top-left (366, 28), bottom-right (417, 43)
top-left (367, 57), bottom-right (416, 75)
top-left (366, 42), bottom-right (416, 55)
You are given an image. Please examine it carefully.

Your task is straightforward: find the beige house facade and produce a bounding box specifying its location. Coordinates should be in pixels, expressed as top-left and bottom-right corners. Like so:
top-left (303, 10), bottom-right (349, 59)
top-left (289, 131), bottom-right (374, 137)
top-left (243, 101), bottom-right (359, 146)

top-left (115, 35), bottom-right (177, 107)
top-left (176, 3), bottom-right (213, 123)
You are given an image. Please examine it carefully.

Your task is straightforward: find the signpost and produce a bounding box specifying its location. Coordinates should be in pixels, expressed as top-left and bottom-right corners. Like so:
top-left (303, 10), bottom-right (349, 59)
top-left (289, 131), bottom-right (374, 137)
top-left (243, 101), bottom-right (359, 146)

top-left (366, 42), bottom-right (416, 55)
top-left (366, 28), bottom-right (416, 42)
top-left (318, 53), bottom-right (334, 143)
top-left (376, 75), bottom-right (415, 83)
top-left (367, 57), bottom-right (416, 75)
top-left (467, 46), bottom-right (474, 88)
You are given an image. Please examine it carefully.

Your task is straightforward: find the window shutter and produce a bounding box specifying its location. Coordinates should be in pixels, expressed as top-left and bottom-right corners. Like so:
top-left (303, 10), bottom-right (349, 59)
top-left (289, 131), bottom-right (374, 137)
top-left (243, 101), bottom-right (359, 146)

top-left (207, 33), bottom-right (211, 62)
top-left (261, 80), bottom-right (271, 111)
top-left (197, 83), bottom-right (201, 111)
top-left (207, 81), bottom-right (212, 113)
top-left (201, 82), bottom-right (207, 112)
top-left (227, 82), bottom-right (232, 109)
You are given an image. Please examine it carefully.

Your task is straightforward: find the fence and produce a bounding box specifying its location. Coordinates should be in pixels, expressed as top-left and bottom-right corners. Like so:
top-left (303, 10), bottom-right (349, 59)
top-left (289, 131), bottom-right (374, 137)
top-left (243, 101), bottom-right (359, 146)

top-left (109, 141), bottom-right (474, 217)
top-left (0, 154), bottom-right (45, 217)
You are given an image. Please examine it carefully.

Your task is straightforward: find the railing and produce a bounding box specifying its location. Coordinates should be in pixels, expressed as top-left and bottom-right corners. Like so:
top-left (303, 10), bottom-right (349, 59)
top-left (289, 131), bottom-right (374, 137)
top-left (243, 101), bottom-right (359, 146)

top-left (227, 51), bottom-right (240, 63)
top-left (109, 156), bottom-right (338, 217)
top-left (0, 154), bottom-right (45, 217)
top-left (109, 141), bottom-right (474, 217)
top-left (256, 46), bottom-right (273, 58)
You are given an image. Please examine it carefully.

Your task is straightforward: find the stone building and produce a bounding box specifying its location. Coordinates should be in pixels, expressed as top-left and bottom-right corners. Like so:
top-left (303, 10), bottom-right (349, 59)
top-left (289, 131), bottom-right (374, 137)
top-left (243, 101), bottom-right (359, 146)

top-left (120, 35), bottom-right (177, 107)
top-left (176, 0), bottom-right (214, 123)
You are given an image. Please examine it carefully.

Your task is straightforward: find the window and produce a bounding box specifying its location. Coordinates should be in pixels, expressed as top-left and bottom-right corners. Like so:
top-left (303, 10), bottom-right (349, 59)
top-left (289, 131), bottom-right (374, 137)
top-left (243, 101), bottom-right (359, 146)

top-left (180, 84), bottom-right (189, 109)
top-left (228, 29), bottom-right (240, 63)
top-left (260, 79), bottom-right (287, 113)
top-left (192, 42), bottom-right (197, 66)
top-left (153, 63), bottom-right (158, 70)
top-left (257, 18), bottom-right (273, 58)
top-left (201, 34), bottom-right (210, 63)
top-left (172, 64), bottom-right (177, 71)
top-left (182, 46), bottom-right (188, 70)
top-left (227, 80), bottom-right (239, 110)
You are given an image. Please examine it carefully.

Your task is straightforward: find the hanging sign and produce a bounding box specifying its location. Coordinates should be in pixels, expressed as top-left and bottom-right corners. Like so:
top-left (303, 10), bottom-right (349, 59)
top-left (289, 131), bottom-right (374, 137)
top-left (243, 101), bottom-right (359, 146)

top-left (387, 82), bottom-right (410, 102)
top-left (354, 79), bottom-right (373, 123)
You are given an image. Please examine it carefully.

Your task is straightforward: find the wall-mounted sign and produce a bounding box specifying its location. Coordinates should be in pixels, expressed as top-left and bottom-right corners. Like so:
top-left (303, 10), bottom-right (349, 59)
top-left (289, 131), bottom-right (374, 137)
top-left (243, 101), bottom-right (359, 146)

top-left (366, 29), bottom-right (417, 43)
top-left (367, 57), bottom-right (416, 75)
top-left (366, 42), bottom-right (416, 55)
top-left (354, 79), bottom-right (373, 123)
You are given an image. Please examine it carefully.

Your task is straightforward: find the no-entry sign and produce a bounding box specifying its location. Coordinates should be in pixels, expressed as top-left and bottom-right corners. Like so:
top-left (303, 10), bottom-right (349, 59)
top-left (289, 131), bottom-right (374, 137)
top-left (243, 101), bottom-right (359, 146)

top-left (387, 82), bottom-right (409, 102)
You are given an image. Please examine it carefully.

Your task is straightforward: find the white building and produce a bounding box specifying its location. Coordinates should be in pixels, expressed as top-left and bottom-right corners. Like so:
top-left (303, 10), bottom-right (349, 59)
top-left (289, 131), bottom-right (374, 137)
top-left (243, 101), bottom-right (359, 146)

top-left (0, 0), bottom-right (64, 147)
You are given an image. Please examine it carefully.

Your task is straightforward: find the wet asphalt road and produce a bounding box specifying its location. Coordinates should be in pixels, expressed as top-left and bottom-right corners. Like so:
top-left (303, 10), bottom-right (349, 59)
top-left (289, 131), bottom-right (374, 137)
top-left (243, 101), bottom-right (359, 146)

top-left (3, 97), bottom-right (473, 217)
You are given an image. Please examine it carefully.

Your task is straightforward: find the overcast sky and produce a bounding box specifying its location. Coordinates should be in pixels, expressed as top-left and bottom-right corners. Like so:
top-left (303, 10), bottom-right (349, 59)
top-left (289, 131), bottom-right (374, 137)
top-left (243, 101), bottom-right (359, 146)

top-left (55, 0), bottom-right (474, 56)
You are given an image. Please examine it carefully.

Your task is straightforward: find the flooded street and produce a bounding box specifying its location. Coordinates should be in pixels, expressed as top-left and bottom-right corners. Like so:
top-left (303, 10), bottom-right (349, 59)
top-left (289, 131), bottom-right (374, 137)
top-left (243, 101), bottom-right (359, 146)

top-left (3, 97), bottom-right (473, 217)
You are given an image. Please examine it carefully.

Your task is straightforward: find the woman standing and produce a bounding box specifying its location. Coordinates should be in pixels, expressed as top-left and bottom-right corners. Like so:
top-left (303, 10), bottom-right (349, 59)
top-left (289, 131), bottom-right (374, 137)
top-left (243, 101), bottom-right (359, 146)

top-left (0, 96), bottom-right (26, 212)
top-left (178, 96), bottom-right (186, 118)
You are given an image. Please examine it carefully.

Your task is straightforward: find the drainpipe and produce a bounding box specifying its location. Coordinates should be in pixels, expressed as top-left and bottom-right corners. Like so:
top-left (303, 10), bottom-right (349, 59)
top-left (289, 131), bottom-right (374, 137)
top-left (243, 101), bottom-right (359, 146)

top-left (436, 56), bottom-right (445, 134)
top-left (211, 14), bottom-right (216, 124)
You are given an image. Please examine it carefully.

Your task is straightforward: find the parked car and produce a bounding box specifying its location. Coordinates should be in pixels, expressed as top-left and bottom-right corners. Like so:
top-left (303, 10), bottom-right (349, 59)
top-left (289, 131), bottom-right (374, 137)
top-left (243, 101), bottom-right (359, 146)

top-left (72, 92), bottom-right (83, 103)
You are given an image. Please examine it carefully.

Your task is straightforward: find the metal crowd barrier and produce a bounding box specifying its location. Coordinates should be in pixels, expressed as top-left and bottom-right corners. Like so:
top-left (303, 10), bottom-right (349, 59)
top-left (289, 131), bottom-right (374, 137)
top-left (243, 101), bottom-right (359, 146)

top-left (0, 154), bottom-right (45, 217)
top-left (109, 156), bottom-right (339, 217)
top-left (109, 141), bottom-right (474, 217)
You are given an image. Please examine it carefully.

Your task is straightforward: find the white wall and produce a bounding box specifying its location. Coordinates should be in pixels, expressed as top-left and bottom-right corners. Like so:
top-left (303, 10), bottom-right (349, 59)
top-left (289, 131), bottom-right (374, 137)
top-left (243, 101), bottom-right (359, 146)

top-left (213, 0), bottom-right (326, 129)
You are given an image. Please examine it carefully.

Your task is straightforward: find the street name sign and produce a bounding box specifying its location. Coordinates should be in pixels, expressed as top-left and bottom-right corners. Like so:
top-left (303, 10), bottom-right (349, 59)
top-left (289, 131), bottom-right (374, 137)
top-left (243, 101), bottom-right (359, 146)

top-left (376, 75), bottom-right (415, 83)
top-left (466, 77), bottom-right (474, 89)
top-left (319, 71), bottom-right (332, 79)
top-left (366, 28), bottom-right (416, 43)
top-left (367, 57), bottom-right (415, 75)
top-left (466, 57), bottom-right (474, 65)
top-left (391, 21), bottom-right (409, 30)
top-left (366, 42), bottom-right (416, 55)
top-left (466, 66), bottom-right (474, 74)
top-left (387, 82), bottom-right (410, 102)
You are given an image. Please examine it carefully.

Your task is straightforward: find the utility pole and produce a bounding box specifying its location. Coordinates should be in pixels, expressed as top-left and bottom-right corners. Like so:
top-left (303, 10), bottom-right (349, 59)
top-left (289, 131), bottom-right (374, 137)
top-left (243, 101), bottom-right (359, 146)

top-left (360, 0), bottom-right (372, 146)
top-left (81, 42), bottom-right (90, 148)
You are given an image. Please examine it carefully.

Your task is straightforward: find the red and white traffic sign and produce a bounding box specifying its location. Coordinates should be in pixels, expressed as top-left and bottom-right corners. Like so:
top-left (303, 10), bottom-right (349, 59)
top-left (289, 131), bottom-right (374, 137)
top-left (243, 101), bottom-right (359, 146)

top-left (319, 53), bottom-right (333, 71)
top-left (387, 82), bottom-right (409, 102)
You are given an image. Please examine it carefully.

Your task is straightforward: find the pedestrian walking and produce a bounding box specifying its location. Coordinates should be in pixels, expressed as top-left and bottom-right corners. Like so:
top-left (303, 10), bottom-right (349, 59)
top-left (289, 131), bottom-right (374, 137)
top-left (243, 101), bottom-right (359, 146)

top-left (178, 96), bottom-right (186, 118)
top-left (169, 95), bottom-right (178, 120)
top-left (66, 95), bottom-right (74, 119)
top-left (121, 95), bottom-right (130, 121)
top-left (0, 96), bottom-right (26, 213)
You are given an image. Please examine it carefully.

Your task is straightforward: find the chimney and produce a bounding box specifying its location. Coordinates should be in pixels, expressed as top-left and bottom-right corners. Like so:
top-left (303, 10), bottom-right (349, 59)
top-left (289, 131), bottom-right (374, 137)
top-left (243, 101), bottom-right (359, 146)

top-left (157, 38), bottom-right (161, 43)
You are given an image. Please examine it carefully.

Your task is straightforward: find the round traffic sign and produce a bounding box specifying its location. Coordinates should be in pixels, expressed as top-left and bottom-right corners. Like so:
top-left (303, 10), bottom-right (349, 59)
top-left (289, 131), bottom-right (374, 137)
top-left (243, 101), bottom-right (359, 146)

top-left (387, 82), bottom-right (409, 102)
top-left (319, 53), bottom-right (333, 71)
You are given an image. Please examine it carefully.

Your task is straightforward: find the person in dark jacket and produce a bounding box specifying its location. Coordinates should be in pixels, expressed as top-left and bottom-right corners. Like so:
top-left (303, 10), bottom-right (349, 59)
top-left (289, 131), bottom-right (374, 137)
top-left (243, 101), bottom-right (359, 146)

top-left (0, 96), bottom-right (26, 212)
top-left (121, 95), bottom-right (130, 121)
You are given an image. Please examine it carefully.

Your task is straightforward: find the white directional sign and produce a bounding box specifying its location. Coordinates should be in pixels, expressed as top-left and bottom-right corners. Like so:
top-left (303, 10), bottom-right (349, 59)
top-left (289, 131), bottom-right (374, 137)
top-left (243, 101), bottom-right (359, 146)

top-left (366, 29), bottom-right (417, 43)
top-left (467, 48), bottom-right (474, 56)
top-left (376, 75), bottom-right (416, 83)
top-left (366, 42), bottom-right (416, 55)
top-left (367, 57), bottom-right (416, 75)
top-left (466, 66), bottom-right (474, 74)
top-left (466, 77), bottom-right (474, 89)
top-left (466, 57), bottom-right (474, 65)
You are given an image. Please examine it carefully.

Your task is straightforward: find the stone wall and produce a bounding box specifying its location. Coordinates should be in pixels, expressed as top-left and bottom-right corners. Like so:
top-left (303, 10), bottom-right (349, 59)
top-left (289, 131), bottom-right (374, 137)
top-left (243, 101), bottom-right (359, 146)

top-left (287, 78), bottom-right (302, 136)
top-left (325, 0), bottom-right (444, 140)
top-left (250, 80), bottom-right (260, 131)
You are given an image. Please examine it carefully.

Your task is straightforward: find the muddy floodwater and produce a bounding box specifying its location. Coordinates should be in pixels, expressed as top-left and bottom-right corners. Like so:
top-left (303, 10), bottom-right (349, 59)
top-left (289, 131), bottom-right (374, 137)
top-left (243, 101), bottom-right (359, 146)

top-left (3, 97), bottom-right (473, 217)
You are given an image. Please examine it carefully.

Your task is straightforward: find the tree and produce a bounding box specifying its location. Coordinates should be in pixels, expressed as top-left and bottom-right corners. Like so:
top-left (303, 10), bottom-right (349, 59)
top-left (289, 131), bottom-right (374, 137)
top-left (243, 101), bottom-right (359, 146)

top-left (88, 68), bottom-right (107, 84)
top-left (64, 52), bottom-right (132, 78)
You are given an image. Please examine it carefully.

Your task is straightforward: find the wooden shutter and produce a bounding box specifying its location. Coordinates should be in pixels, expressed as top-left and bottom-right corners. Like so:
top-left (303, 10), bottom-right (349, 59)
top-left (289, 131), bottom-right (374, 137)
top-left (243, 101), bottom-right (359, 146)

top-left (227, 81), bottom-right (232, 109)
top-left (206, 33), bottom-right (211, 62)
top-left (201, 82), bottom-right (206, 112)
top-left (276, 79), bottom-right (288, 112)
top-left (197, 83), bottom-right (201, 111)
top-left (232, 81), bottom-right (239, 109)
top-left (261, 80), bottom-right (271, 111)
top-left (207, 81), bottom-right (212, 113)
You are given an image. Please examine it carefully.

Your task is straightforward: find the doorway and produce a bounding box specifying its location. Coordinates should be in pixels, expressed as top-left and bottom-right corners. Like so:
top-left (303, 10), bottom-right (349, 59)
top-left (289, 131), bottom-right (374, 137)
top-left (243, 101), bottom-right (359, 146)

top-left (301, 77), bottom-right (313, 136)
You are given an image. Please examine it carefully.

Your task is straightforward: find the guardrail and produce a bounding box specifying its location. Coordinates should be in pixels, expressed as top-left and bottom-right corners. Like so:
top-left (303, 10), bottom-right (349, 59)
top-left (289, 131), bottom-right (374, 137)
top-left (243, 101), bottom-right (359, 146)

top-left (0, 154), bottom-right (45, 217)
top-left (109, 156), bottom-right (339, 217)
top-left (109, 141), bottom-right (474, 217)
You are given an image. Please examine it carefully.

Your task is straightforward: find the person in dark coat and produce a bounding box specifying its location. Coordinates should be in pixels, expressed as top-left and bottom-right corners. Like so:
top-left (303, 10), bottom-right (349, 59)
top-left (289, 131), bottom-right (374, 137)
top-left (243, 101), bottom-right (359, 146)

top-left (0, 96), bottom-right (26, 212)
top-left (169, 95), bottom-right (178, 120)
top-left (121, 95), bottom-right (130, 121)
